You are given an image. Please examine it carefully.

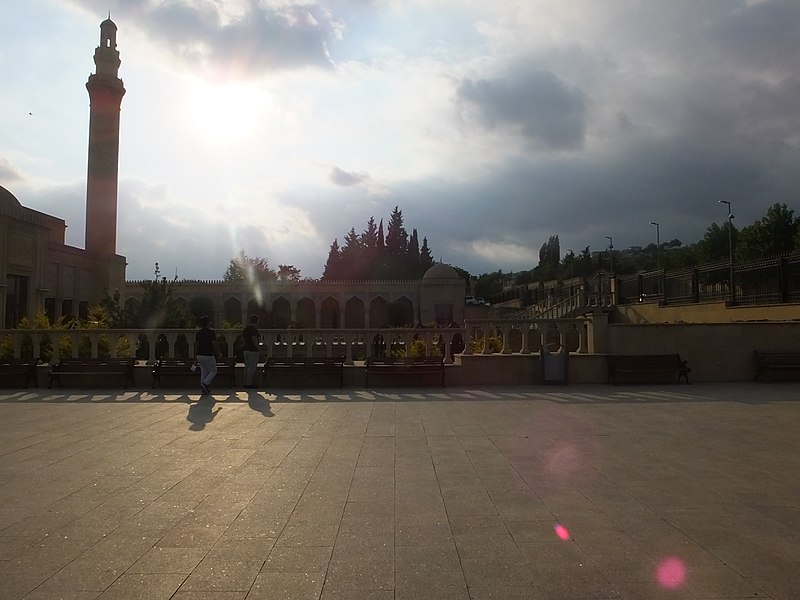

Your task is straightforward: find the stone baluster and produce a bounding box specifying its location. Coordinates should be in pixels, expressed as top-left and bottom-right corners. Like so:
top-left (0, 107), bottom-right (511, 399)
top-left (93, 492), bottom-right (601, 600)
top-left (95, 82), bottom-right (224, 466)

top-left (500, 323), bottom-right (512, 355)
top-left (519, 324), bottom-right (531, 354)
top-left (481, 328), bottom-right (492, 355)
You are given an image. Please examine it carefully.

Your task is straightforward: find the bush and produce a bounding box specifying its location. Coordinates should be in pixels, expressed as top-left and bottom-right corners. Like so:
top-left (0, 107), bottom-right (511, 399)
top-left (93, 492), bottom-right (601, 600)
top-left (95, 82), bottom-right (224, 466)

top-left (469, 335), bottom-right (502, 354)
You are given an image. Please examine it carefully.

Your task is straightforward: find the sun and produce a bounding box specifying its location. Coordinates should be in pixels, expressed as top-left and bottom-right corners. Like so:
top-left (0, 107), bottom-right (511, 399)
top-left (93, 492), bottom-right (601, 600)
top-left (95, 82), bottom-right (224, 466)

top-left (183, 78), bottom-right (265, 143)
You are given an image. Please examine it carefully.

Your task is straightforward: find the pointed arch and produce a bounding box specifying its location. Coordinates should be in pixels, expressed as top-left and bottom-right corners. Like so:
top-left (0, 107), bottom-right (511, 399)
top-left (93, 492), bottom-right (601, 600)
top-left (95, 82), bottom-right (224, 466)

top-left (320, 296), bottom-right (339, 329)
top-left (272, 297), bottom-right (291, 328)
top-left (369, 296), bottom-right (388, 328)
top-left (296, 297), bottom-right (316, 329)
top-left (223, 296), bottom-right (242, 325)
top-left (345, 296), bottom-right (365, 328)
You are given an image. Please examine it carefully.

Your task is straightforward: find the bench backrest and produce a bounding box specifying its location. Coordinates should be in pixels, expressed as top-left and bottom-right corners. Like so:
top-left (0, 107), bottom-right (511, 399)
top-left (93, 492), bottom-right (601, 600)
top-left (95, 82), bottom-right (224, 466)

top-left (156, 357), bottom-right (235, 365)
top-left (267, 358), bottom-right (343, 367)
top-left (0, 359), bottom-right (38, 367)
top-left (56, 358), bottom-right (135, 368)
top-left (754, 351), bottom-right (800, 365)
top-left (608, 354), bottom-right (682, 368)
top-left (366, 357), bottom-right (443, 367)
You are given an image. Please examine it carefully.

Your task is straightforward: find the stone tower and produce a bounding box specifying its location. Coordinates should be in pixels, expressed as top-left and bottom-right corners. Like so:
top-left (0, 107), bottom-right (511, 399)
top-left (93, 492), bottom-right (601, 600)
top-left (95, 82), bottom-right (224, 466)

top-left (85, 17), bottom-right (125, 258)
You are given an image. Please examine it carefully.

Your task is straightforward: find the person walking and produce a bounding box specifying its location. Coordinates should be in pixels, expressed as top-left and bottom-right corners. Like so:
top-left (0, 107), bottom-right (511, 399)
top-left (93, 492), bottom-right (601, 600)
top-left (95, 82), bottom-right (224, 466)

top-left (242, 314), bottom-right (261, 388)
top-left (195, 315), bottom-right (217, 395)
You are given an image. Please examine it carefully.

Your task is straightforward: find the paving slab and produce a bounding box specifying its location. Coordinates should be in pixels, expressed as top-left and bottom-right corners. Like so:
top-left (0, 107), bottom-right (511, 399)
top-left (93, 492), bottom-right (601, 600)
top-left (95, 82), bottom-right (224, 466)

top-left (1, 383), bottom-right (799, 599)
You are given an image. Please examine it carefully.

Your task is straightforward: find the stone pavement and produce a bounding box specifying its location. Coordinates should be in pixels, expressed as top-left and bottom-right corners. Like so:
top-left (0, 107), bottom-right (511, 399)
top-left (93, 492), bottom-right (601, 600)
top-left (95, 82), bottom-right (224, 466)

top-left (0, 383), bottom-right (799, 600)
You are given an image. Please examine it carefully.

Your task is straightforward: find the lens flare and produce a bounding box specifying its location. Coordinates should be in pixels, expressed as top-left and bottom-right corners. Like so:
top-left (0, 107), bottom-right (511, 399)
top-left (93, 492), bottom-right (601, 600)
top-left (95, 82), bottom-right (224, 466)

top-left (656, 557), bottom-right (686, 589)
top-left (554, 523), bottom-right (571, 541)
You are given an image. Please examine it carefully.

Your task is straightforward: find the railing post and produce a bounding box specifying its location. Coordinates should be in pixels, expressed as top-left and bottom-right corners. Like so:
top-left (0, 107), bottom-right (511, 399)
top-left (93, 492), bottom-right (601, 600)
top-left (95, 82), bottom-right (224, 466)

top-left (520, 324), bottom-right (531, 354)
top-left (500, 324), bottom-right (512, 354)
top-left (344, 333), bottom-right (354, 365)
top-left (442, 332), bottom-right (453, 364)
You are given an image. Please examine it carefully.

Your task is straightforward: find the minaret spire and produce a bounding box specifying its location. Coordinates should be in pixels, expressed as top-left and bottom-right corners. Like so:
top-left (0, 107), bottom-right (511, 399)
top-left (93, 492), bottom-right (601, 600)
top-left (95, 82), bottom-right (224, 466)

top-left (84, 16), bottom-right (125, 258)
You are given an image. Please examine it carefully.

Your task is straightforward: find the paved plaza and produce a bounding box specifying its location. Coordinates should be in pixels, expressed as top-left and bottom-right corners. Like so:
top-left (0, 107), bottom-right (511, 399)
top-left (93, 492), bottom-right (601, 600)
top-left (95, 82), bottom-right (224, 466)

top-left (1, 383), bottom-right (799, 599)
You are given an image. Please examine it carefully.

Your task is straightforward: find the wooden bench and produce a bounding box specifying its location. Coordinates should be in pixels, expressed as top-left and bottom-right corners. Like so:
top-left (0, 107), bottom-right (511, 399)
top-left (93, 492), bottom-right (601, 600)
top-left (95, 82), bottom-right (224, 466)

top-left (0, 359), bottom-right (39, 388)
top-left (48, 358), bottom-right (136, 389)
top-left (264, 357), bottom-right (344, 388)
top-left (365, 357), bottom-right (445, 387)
top-left (152, 357), bottom-right (236, 388)
top-left (607, 354), bottom-right (690, 385)
top-left (753, 351), bottom-right (800, 381)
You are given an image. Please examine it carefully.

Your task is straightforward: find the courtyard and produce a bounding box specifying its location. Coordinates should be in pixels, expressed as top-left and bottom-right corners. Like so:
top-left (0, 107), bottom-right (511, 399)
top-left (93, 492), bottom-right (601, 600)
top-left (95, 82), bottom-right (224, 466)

top-left (0, 383), bottom-right (798, 599)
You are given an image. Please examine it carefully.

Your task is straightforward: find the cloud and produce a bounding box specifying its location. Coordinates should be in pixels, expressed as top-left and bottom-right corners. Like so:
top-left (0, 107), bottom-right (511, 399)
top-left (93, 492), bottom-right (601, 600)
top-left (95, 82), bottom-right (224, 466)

top-left (456, 63), bottom-right (587, 150)
top-left (70, 0), bottom-right (341, 76)
top-left (0, 158), bottom-right (22, 183)
top-left (329, 167), bottom-right (371, 187)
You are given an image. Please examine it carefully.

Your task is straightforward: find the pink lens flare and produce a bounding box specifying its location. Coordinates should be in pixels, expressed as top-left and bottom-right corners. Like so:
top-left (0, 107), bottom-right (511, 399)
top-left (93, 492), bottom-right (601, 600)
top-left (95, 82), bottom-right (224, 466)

top-left (656, 557), bottom-right (686, 589)
top-left (553, 523), bottom-right (571, 541)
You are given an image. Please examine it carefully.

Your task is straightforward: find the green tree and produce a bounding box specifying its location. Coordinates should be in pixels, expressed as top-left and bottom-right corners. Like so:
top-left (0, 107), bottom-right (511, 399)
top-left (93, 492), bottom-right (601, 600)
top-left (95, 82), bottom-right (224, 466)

top-left (385, 206), bottom-right (409, 275)
top-left (738, 203), bottom-right (799, 261)
top-left (127, 263), bottom-right (193, 329)
top-left (277, 265), bottom-right (301, 283)
top-left (419, 237), bottom-right (434, 274)
top-left (340, 227), bottom-right (364, 278)
top-left (323, 239), bottom-right (343, 279)
top-left (224, 251), bottom-right (276, 282)
top-left (696, 222), bottom-right (738, 263)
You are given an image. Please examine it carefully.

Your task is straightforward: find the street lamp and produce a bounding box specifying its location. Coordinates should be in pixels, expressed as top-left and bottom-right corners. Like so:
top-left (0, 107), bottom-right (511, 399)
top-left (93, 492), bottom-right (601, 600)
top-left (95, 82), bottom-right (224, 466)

top-left (719, 200), bottom-right (735, 303)
top-left (606, 236), bottom-right (614, 304)
top-left (649, 222), bottom-right (660, 271)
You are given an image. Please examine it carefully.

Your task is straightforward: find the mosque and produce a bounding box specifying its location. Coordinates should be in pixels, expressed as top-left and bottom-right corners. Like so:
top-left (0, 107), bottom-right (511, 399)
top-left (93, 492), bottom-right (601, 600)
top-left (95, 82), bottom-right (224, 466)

top-left (0, 18), bottom-right (465, 331)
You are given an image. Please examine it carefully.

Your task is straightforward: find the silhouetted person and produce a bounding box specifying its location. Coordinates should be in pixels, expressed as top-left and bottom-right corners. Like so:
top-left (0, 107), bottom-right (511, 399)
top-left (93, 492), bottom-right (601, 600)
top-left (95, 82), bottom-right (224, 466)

top-left (195, 315), bottom-right (217, 394)
top-left (242, 314), bottom-right (260, 388)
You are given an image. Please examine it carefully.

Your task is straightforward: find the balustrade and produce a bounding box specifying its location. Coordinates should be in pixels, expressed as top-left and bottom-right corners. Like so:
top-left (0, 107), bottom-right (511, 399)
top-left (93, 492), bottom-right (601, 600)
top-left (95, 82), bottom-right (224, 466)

top-left (0, 318), bottom-right (591, 364)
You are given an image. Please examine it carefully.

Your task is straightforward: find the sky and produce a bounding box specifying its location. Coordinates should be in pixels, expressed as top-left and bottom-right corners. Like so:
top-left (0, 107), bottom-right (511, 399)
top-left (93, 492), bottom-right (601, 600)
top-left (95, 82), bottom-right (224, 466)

top-left (2, 0), bottom-right (800, 281)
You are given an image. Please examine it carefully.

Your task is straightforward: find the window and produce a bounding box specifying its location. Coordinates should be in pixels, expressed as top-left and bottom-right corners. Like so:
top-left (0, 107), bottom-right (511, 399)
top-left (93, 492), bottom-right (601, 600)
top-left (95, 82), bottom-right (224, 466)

top-left (434, 304), bottom-right (453, 326)
top-left (4, 275), bottom-right (29, 328)
top-left (45, 298), bottom-right (56, 323)
top-left (61, 300), bottom-right (74, 322)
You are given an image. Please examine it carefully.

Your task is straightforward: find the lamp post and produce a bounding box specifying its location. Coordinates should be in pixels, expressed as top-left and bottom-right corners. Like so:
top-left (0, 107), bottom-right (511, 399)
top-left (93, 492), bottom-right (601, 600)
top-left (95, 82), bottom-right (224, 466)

top-left (649, 222), bottom-right (660, 271)
top-left (650, 221), bottom-right (661, 298)
top-left (606, 236), bottom-right (614, 304)
top-left (719, 200), bottom-right (735, 303)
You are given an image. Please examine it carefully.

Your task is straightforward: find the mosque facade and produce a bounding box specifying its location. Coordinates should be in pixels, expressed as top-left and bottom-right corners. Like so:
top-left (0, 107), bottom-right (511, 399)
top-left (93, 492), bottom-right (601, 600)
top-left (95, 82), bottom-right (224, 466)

top-left (1, 18), bottom-right (465, 330)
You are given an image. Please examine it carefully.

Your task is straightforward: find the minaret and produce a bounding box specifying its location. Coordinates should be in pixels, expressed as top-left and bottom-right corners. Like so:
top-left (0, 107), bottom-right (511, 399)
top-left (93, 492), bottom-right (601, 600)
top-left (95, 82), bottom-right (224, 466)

top-left (85, 17), bottom-right (125, 257)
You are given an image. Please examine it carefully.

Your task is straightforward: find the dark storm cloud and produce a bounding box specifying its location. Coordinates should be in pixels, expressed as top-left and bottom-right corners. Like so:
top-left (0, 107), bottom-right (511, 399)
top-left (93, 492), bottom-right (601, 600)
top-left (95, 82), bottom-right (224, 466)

top-left (374, 131), bottom-right (799, 275)
top-left (711, 0), bottom-right (800, 71)
top-left (330, 167), bottom-right (370, 187)
top-left (457, 65), bottom-right (587, 150)
top-left (72, 0), bottom-right (338, 75)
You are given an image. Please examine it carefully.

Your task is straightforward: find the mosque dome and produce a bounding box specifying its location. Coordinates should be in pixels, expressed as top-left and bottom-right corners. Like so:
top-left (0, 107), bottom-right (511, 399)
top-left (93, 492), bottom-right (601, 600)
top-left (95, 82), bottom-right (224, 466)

top-left (422, 262), bottom-right (460, 280)
top-left (0, 185), bottom-right (22, 208)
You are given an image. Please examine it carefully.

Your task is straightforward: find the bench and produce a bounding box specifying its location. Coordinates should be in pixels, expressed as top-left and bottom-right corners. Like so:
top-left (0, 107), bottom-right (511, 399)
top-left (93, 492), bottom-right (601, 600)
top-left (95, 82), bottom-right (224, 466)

top-left (152, 357), bottom-right (236, 388)
top-left (365, 357), bottom-right (445, 387)
top-left (753, 351), bottom-right (800, 381)
top-left (0, 359), bottom-right (39, 388)
top-left (607, 354), bottom-right (690, 385)
top-left (264, 357), bottom-right (344, 388)
top-left (48, 358), bottom-right (136, 389)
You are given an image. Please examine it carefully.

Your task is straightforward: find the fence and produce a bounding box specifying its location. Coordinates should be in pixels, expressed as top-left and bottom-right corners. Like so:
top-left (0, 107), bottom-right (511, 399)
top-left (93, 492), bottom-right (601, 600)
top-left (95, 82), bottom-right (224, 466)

top-left (616, 253), bottom-right (800, 307)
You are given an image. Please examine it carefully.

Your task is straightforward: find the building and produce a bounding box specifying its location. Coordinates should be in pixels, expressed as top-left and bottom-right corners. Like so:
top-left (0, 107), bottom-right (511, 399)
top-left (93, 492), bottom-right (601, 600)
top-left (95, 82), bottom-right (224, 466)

top-left (1, 18), bottom-right (126, 328)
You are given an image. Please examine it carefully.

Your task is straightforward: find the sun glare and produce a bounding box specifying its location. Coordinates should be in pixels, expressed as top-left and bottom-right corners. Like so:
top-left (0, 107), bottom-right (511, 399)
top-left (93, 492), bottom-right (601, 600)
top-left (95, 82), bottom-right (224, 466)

top-left (183, 79), bottom-right (265, 143)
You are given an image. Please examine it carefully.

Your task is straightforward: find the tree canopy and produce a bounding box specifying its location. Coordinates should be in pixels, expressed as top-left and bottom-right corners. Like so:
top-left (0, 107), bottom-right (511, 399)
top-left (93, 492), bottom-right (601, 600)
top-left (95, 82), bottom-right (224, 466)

top-left (323, 206), bottom-right (435, 280)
